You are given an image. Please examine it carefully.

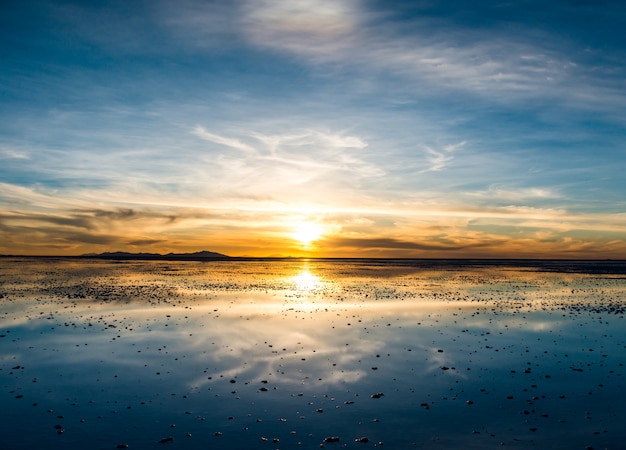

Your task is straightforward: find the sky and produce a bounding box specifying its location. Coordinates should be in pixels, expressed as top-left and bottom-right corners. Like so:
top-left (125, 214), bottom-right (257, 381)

top-left (1, 0), bottom-right (625, 258)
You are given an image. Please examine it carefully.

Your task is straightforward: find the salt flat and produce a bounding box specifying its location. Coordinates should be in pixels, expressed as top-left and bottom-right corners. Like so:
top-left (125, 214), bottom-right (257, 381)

top-left (1, 258), bottom-right (625, 449)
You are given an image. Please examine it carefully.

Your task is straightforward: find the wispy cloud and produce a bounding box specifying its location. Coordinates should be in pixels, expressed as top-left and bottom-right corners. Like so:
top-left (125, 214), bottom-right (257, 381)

top-left (420, 141), bottom-right (466, 173)
top-left (241, 0), bottom-right (361, 55)
top-left (325, 236), bottom-right (496, 252)
top-left (235, 0), bottom-right (625, 110)
top-left (193, 126), bottom-right (256, 154)
top-left (191, 127), bottom-right (383, 206)
top-left (465, 186), bottom-right (562, 202)
top-left (0, 148), bottom-right (30, 159)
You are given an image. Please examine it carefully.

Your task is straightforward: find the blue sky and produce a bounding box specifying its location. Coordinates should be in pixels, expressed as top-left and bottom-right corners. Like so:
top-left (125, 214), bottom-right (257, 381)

top-left (1, 0), bottom-right (625, 257)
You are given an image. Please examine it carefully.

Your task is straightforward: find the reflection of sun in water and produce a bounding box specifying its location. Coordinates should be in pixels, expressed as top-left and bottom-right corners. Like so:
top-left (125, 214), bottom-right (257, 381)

top-left (292, 222), bottom-right (323, 246)
top-left (293, 269), bottom-right (321, 291)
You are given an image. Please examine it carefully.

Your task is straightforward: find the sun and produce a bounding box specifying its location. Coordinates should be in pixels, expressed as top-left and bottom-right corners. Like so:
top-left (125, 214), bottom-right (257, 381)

top-left (291, 222), bottom-right (323, 246)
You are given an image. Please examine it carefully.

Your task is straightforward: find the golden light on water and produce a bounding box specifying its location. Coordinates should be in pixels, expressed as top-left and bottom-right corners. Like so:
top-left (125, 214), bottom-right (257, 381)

top-left (292, 268), bottom-right (321, 291)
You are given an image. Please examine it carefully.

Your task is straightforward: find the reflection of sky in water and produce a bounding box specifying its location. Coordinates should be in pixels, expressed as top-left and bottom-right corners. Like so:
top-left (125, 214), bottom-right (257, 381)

top-left (1, 259), bottom-right (626, 449)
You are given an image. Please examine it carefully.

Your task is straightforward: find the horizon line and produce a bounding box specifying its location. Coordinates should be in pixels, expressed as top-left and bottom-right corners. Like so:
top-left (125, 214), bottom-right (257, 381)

top-left (1, 253), bottom-right (624, 263)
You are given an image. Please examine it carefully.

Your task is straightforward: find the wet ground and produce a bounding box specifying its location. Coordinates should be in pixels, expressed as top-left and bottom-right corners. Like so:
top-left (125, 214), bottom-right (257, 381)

top-left (1, 258), bottom-right (625, 449)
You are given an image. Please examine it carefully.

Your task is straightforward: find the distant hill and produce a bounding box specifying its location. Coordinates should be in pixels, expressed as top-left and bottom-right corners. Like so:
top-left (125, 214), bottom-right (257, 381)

top-left (85, 250), bottom-right (230, 261)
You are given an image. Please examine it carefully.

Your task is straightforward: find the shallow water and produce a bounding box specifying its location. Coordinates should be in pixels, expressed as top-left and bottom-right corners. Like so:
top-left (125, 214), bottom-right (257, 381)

top-left (1, 258), bottom-right (625, 449)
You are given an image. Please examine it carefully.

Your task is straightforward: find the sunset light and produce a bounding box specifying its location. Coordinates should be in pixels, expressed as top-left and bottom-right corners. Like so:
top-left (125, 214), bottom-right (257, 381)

top-left (291, 268), bottom-right (321, 291)
top-left (2, 3), bottom-right (626, 447)
top-left (292, 222), bottom-right (324, 247)
top-left (1, 0), bottom-right (625, 259)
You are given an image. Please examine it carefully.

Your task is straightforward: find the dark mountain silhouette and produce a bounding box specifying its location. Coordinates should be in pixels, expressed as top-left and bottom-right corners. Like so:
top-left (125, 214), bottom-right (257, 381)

top-left (86, 250), bottom-right (230, 260)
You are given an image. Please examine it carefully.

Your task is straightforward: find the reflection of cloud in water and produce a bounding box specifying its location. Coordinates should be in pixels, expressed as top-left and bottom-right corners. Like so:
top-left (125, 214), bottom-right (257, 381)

top-left (423, 346), bottom-right (468, 379)
top-left (468, 317), bottom-right (565, 332)
top-left (186, 311), bottom-right (381, 389)
top-left (4, 260), bottom-right (626, 450)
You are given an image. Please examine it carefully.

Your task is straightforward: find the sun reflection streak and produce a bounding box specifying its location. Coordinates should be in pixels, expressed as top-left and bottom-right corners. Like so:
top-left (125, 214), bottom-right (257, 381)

top-left (292, 268), bottom-right (321, 291)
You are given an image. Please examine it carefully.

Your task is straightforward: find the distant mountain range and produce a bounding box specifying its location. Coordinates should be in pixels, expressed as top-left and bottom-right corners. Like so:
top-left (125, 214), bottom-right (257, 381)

top-left (83, 250), bottom-right (230, 260)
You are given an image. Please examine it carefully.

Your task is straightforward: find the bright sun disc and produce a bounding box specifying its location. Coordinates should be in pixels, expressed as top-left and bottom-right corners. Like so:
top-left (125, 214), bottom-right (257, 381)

top-left (292, 223), bottom-right (323, 246)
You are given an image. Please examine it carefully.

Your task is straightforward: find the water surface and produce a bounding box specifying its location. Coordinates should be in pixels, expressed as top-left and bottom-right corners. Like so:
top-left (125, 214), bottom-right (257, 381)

top-left (1, 258), bottom-right (625, 449)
